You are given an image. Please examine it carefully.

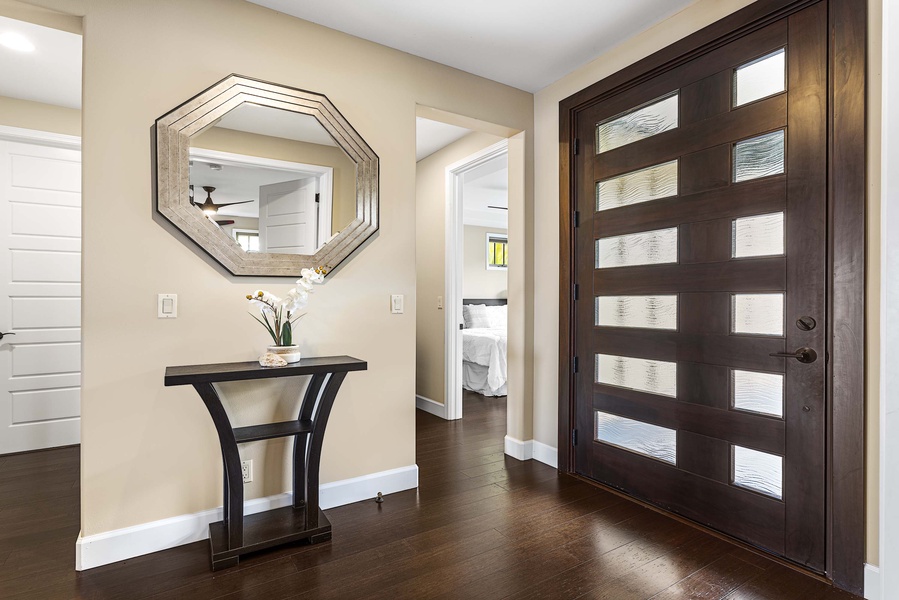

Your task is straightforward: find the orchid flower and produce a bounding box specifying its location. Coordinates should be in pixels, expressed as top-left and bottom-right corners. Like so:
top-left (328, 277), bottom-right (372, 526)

top-left (246, 266), bottom-right (327, 346)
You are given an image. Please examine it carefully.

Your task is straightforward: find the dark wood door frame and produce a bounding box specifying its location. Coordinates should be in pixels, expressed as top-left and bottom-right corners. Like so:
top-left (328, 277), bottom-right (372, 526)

top-left (557, 0), bottom-right (866, 593)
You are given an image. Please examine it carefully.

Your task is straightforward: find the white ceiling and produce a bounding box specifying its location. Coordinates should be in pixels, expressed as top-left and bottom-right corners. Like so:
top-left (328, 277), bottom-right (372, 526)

top-left (0, 16), bottom-right (81, 109)
top-left (248, 0), bottom-right (697, 92)
top-left (416, 117), bottom-right (471, 162)
top-left (211, 103), bottom-right (338, 146)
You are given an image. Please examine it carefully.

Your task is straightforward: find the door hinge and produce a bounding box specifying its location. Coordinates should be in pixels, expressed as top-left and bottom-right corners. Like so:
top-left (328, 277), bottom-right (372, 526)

top-left (573, 211), bottom-right (580, 228)
top-left (314, 192), bottom-right (320, 204)
top-left (574, 138), bottom-right (580, 155)
top-left (573, 356), bottom-right (579, 373)
top-left (572, 429), bottom-right (578, 446)
top-left (574, 283), bottom-right (579, 300)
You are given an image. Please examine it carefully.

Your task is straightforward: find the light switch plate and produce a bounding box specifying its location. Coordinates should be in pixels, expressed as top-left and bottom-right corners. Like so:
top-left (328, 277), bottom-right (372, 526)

top-left (437, 295), bottom-right (443, 309)
top-left (158, 294), bottom-right (178, 318)
top-left (391, 294), bottom-right (404, 314)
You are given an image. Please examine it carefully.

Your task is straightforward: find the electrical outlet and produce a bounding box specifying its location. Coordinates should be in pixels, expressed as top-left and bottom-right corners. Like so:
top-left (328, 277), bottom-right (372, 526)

top-left (241, 459), bottom-right (253, 484)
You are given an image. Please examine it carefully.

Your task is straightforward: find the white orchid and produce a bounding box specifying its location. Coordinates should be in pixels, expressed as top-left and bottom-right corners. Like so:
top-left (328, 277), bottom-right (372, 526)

top-left (245, 266), bottom-right (327, 346)
top-left (281, 288), bottom-right (309, 313)
top-left (300, 268), bottom-right (325, 285)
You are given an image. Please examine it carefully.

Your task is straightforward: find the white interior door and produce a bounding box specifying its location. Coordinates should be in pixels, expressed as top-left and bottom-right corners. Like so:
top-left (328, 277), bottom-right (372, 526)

top-left (258, 177), bottom-right (318, 254)
top-left (0, 137), bottom-right (81, 455)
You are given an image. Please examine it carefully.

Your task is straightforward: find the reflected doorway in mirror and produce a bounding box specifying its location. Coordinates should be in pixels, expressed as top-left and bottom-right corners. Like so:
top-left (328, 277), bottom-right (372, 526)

top-left (189, 147), bottom-right (341, 255)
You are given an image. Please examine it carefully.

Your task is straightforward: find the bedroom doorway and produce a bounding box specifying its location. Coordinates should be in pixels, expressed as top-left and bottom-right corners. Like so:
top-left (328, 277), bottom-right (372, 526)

top-left (444, 140), bottom-right (508, 420)
top-left (454, 146), bottom-right (509, 418)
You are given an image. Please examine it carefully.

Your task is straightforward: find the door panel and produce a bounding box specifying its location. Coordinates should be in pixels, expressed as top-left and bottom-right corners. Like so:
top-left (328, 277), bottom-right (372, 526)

top-left (572, 1), bottom-right (827, 570)
top-left (0, 139), bottom-right (82, 454)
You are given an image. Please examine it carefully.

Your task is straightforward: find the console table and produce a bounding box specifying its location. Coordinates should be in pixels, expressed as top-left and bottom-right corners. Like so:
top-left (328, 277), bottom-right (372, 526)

top-left (164, 355), bottom-right (367, 570)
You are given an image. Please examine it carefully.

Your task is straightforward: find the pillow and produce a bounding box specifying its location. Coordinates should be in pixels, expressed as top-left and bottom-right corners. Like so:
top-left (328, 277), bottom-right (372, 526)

top-left (485, 305), bottom-right (507, 329)
top-left (462, 304), bottom-right (491, 329)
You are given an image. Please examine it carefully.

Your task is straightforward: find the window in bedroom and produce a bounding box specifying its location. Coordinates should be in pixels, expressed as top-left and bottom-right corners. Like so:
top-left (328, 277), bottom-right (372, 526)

top-left (233, 229), bottom-right (260, 253)
top-left (486, 233), bottom-right (508, 270)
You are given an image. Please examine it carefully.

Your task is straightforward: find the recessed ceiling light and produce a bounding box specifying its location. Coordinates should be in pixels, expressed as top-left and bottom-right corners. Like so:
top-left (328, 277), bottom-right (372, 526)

top-left (0, 32), bottom-right (35, 53)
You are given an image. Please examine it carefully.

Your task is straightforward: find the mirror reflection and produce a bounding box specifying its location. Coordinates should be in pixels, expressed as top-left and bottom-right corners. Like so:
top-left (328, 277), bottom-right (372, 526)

top-left (188, 103), bottom-right (356, 255)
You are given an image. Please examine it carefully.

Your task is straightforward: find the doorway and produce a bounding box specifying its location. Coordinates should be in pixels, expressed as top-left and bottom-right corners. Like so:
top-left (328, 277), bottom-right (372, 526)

top-left (559, 0), bottom-right (865, 591)
top-left (414, 109), bottom-right (526, 458)
top-left (0, 14), bottom-right (83, 455)
top-left (445, 142), bottom-right (509, 420)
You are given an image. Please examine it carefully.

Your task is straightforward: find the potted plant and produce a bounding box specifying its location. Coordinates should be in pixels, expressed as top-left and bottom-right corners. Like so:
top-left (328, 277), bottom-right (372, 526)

top-left (246, 267), bottom-right (325, 363)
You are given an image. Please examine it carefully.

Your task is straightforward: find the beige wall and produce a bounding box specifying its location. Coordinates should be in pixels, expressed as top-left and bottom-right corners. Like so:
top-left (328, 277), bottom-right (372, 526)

top-left (0, 95), bottom-right (80, 136)
top-left (532, 0), bottom-right (882, 566)
top-left (414, 132), bottom-right (504, 404)
top-left (463, 225), bottom-right (508, 300)
top-left (23, 0), bottom-right (532, 538)
top-left (192, 127), bottom-right (356, 235)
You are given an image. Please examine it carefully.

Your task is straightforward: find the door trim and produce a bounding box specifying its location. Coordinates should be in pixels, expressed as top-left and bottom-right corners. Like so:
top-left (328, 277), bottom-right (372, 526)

top-left (0, 125), bottom-right (81, 150)
top-left (557, 0), bottom-right (866, 593)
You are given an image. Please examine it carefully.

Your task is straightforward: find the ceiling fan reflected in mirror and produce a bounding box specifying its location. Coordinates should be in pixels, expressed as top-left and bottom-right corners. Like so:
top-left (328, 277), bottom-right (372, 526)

top-left (191, 185), bottom-right (252, 217)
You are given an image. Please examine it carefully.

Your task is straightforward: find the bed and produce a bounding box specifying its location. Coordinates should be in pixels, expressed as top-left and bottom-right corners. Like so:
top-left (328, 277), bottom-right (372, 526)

top-left (462, 299), bottom-right (508, 396)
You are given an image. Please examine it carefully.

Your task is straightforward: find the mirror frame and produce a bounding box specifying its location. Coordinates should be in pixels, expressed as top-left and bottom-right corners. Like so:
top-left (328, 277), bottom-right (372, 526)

top-left (154, 74), bottom-right (379, 276)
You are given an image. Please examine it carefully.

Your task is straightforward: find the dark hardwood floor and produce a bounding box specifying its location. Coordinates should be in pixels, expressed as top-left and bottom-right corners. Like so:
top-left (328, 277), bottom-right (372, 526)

top-left (1, 391), bottom-right (860, 599)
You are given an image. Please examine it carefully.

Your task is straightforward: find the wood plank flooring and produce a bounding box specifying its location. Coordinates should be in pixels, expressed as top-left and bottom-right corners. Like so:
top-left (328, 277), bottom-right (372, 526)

top-left (0, 391), bottom-right (860, 599)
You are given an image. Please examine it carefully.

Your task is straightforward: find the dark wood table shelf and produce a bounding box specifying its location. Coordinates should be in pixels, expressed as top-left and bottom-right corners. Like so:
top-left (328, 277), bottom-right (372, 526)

top-left (164, 355), bottom-right (367, 570)
top-left (233, 420), bottom-right (314, 443)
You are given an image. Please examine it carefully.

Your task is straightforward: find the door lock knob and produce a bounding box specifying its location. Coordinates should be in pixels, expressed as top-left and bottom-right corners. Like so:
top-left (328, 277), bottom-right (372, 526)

top-left (796, 316), bottom-right (817, 331)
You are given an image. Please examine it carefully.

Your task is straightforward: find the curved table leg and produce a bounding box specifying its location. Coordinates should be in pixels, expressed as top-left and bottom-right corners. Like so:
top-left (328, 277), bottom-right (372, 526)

top-left (294, 373), bottom-right (326, 509)
top-left (304, 372), bottom-right (347, 530)
top-left (193, 382), bottom-right (243, 550)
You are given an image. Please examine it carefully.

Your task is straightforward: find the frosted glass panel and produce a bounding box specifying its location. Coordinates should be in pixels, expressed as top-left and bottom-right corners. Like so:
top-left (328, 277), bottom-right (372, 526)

top-left (596, 93), bottom-right (679, 153)
top-left (733, 370), bottom-right (784, 418)
top-left (732, 445), bottom-right (783, 499)
top-left (596, 227), bottom-right (678, 269)
top-left (596, 160), bottom-right (678, 211)
top-left (734, 130), bottom-right (785, 182)
top-left (734, 48), bottom-right (786, 107)
top-left (595, 295), bottom-right (677, 330)
top-left (732, 293), bottom-right (784, 336)
top-left (732, 212), bottom-right (784, 258)
top-left (595, 411), bottom-right (676, 464)
top-left (595, 354), bottom-right (677, 398)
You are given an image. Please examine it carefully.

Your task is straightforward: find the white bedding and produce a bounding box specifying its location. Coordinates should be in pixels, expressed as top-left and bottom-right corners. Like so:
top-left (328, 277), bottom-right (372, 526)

top-left (462, 327), bottom-right (507, 396)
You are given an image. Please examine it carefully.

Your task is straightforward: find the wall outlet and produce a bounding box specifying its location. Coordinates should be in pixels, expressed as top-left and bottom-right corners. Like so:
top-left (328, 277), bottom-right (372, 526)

top-left (241, 459), bottom-right (253, 484)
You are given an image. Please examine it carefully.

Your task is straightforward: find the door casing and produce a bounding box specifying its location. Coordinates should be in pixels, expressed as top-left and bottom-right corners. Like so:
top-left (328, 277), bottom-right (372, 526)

top-left (557, 0), bottom-right (866, 593)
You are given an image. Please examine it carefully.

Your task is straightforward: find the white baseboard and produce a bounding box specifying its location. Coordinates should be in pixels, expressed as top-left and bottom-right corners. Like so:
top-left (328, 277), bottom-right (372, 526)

top-left (75, 464), bottom-right (419, 571)
top-left (415, 394), bottom-right (447, 419)
top-left (504, 435), bottom-right (534, 461)
top-left (503, 436), bottom-right (558, 469)
top-left (532, 440), bottom-right (558, 469)
top-left (865, 563), bottom-right (881, 600)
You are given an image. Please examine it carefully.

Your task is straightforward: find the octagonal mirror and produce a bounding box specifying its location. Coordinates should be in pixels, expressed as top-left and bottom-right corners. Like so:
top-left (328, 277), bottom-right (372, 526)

top-left (155, 75), bottom-right (378, 276)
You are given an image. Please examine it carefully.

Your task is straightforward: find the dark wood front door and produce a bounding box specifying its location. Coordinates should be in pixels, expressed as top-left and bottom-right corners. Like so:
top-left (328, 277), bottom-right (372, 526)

top-left (571, 1), bottom-right (828, 571)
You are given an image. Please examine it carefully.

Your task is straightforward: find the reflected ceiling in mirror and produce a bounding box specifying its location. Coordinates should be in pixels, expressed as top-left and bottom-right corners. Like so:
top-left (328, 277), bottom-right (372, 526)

top-left (155, 75), bottom-right (378, 277)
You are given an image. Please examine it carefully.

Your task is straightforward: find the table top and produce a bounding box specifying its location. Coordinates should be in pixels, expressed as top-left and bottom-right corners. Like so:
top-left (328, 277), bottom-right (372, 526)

top-left (164, 355), bottom-right (367, 386)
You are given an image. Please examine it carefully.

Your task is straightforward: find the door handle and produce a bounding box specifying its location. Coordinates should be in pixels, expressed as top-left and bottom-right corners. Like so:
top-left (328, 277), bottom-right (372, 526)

top-left (769, 347), bottom-right (817, 363)
top-left (0, 331), bottom-right (15, 341)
